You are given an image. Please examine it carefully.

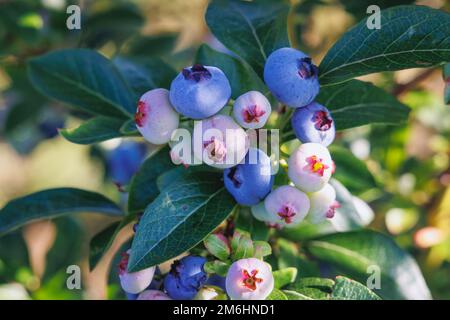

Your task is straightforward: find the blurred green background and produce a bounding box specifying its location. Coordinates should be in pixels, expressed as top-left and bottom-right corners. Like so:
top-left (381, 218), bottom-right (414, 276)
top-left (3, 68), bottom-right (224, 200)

top-left (0, 0), bottom-right (449, 299)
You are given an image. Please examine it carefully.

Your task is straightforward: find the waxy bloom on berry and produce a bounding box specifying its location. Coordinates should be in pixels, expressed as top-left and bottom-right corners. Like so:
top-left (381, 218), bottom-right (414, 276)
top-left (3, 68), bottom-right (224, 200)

top-left (135, 88), bottom-right (179, 145)
top-left (137, 290), bottom-right (172, 300)
top-left (170, 64), bottom-right (231, 119)
top-left (288, 143), bottom-right (333, 192)
top-left (264, 48), bottom-right (319, 108)
top-left (264, 185), bottom-right (310, 228)
top-left (164, 256), bottom-right (208, 300)
top-left (233, 91), bottom-right (271, 129)
top-left (291, 102), bottom-right (335, 146)
top-left (118, 250), bottom-right (156, 294)
top-left (193, 114), bottom-right (248, 169)
top-left (225, 258), bottom-right (274, 300)
top-left (307, 183), bottom-right (339, 224)
top-left (224, 148), bottom-right (274, 206)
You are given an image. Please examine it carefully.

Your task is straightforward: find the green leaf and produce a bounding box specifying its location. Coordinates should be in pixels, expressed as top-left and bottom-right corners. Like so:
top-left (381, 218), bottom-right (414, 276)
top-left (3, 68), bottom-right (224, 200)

top-left (204, 234), bottom-right (231, 261)
top-left (128, 172), bottom-right (236, 271)
top-left (275, 239), bottom-right (320, 278)
top-left (287, 277), bottom-right (335, 300)
top-left (43, 217), bottom-right (84, 281)
top-left (0, 188), bottom-right (123, 236)
top-left (331, 276), bottom-right (381, 300)
top-left (28, 49), bottom-right (135, 117)
top-left (320, 80), bottom-right (410, 130)
top-left (60, 116), bottom-right (127, 145)
top-left (120, 119), bottom-right (139, 136)
top-left (329, 145), bottom-right (376, 193)
top-left (89, 221), bottom-right (121, 270)
top-left (113, 56), bottom-right (176, 98)
top-left (319, 5), bottom-right (450, 85)
top-left (205, 0), bottom-right (290, 76)
top-left (231, 229), bottom-right (255, 261)
top-left (283, 290), bottom-right (313, 300)
top-left (306, 230), bottom-right (432, 299)
top-left (195, 44), bottom-right (266, 99)
top-left (273, 267), bottom-right (298, 289)
top-left (266, 288), bottom-right (288, 300)
top-left (253, 241), bottom-right (272, 259)
top-left (127, 146), bottom-right (174, 214)
top-left (204, 260), bottom-right (230, 277)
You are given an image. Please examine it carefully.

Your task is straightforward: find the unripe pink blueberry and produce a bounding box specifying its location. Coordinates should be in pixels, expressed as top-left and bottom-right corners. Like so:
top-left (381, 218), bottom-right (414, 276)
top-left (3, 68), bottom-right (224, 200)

top-left (137, 290), bottom-right (172, 300)
top-left (264, 185), bottom-right (310, 228)
top-left (193, 114), bottom-right (249, 169)
top-left (307, 183), bottom-right (339, 224)
top-left (225, 258), bottom-right (274, 300)
top-left (118, 250), bottom-right (156, 294)
top-left (135, 88), bottom-right (179, 145)
top-left (288, 143), bottom-right (333, 192)
top-left (233, 91), bottom-right (271, 129)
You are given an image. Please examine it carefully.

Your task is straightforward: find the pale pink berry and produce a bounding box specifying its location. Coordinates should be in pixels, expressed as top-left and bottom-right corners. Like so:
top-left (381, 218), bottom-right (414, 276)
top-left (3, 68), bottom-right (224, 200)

top-left (307, 183), bottom-right (339, 224)
top-left (225, 258), bottom-right (274, 300)
top-left (135, 88), bottom-right (179, 145)
top-left (193, 114), bottom-right (249, 169)
top-left (233, 91), bottom-right (271, 129)
top-left (264, 185), bottom-right (310, 228)
top-left (137, 290), bottom-right (172, 300)
top-left (118, 250), bottom-right (156, 294)
top-left (288, 143), bottom-right (333, 192)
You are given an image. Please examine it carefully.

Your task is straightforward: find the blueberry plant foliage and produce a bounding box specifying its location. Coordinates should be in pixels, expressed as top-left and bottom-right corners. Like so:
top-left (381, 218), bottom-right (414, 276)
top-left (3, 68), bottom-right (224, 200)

top-left (1, 0), bottom-right (449, 300)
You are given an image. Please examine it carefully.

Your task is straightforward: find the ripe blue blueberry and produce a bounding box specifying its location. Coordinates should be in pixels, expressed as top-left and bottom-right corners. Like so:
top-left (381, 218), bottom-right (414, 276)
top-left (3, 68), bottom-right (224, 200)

top-left (169, 64), bottom-right (231, 119)
top-left (233, 91), bottom-right (271, 129)
top-left (135, 88), bottom-right (180, 145)
top-left (106, 141), bottom-right (147, 187)
top-left (264, 47), bottom-right (319, 108)
top-left (164, 256), bottom-right (208, 300)
top-left (291, 102), bottom-right (335, 146)
top-left (264, 185), bottom-right (310, 228)
top-left (224, 148), bottom-right (274, 206)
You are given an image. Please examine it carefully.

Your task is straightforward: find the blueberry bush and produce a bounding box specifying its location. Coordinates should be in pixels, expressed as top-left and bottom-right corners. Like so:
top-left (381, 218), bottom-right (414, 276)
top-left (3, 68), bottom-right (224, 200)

top-left (0, 0), bottom-right (449, 300)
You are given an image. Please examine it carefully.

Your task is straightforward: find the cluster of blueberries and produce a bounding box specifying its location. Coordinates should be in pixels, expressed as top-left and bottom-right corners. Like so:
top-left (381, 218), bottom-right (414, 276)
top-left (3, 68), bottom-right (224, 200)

top-left (119, 47), bottom-right (338, 300)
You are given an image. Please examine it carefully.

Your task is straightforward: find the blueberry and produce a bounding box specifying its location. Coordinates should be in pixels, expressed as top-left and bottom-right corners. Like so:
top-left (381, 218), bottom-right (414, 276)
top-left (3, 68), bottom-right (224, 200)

top-left (193, 114), bottom-right (248, 169)
top-left (225, 258), bottom-right (274, 300)
top-left (264, 185), bottom-right (310, 228)
top-left (307, 183), bottom-right (339, 224)
top-left (264, 48), bottom-right (319, 108)
top-left (206, 274), bottom-right (226, 291)
top-left (288, 143), bottom-right (333, 192)
top-left (137, 290), bottom-right (172, 300)
top-left (291, 102), bottom-right (335, 146)
top-left (233, 91), bottom-right (271, 129)
top-left (135, 88), bottom-right (180, 145)
top-left (224, 148), bottom-right (274, 206)
top-left (118, 250), bottom-right (156, 294)
top-left (106, 141), bottom-right (147, 186)
top-left (169, 64), bottom-right (231, 119)
top-left (164, 256), bottom-right (208, 300)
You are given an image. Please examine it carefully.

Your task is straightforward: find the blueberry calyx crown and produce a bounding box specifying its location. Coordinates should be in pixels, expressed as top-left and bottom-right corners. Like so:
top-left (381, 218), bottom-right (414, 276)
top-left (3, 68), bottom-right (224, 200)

top-left (313, 110), bottom-right (333, 131)
top-left (242, 105), bottom-right (266, 123)
top-left (135, 101), bottom-right (147, 127)
top-left (297, 57), bottom-right (318, 79)
top-left (227, 166), bottom-right (242, 188)
top-left (242, 269), bottom-right (263, 291)
top-left (277, 205), bottom-right (296, 224)
top-left (118, 252), bottom-right (130, 275)
top-left (182, 64), bottom-right (212, 82)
